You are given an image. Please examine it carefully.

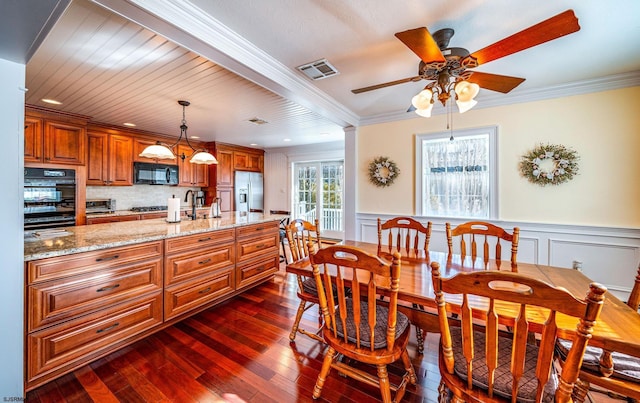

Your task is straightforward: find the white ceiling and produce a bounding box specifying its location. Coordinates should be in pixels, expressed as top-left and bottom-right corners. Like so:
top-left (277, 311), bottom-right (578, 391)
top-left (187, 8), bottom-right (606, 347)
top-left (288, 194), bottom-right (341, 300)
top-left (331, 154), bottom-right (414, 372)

top-left (17, 0), bottom-right (640, 148)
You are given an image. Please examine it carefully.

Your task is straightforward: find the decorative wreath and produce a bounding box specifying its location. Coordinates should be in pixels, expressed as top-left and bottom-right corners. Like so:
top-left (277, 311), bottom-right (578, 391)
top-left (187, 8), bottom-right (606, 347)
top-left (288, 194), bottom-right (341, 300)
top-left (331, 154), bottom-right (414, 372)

top-left (368, 156), bottom-right (400, 187)
top-left (519, 143), bottom-right (579, 186)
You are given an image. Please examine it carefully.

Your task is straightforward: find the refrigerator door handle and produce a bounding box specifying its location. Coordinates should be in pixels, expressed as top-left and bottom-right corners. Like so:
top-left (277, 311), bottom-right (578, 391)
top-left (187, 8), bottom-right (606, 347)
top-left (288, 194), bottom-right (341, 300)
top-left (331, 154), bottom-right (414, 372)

top-left (247, 179), bottom-right (252, 212)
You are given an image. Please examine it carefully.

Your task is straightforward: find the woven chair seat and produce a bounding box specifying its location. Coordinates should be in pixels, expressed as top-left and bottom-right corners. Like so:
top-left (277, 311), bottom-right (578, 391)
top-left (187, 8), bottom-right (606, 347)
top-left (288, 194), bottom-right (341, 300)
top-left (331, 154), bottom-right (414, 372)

top-left (450, 327), bottom-right (557, 403)
top-left (335, 299), bottom-right (410, 349)
top-left (556, 339), bottom-right (640, 383)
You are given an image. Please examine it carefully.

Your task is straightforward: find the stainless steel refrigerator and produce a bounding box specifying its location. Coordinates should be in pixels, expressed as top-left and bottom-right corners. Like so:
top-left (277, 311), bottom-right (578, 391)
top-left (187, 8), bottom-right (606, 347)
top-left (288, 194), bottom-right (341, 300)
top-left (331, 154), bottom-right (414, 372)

top-left (234, 171), bottom-right (264, 213)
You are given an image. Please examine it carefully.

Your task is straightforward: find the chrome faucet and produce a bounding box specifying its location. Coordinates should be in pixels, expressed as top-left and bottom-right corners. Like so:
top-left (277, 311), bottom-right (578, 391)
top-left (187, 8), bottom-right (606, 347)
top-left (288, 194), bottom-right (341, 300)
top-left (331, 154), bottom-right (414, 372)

top-left (184, 190), bottom-right (196, 220)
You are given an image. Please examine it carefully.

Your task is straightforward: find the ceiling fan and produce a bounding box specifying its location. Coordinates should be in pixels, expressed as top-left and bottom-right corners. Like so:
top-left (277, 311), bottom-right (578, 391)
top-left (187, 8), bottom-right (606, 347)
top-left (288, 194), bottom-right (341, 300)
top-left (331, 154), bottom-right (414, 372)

top-left (351, 10), bottom-right (580, 115)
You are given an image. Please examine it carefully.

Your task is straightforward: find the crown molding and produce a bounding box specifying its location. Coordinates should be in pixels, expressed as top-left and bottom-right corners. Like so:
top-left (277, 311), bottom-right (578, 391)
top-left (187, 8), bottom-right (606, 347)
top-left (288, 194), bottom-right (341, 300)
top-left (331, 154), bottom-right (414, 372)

top-left (93, 0), bottom-right (359, 129)
top-left (360, 71), bottom-right (640, 126)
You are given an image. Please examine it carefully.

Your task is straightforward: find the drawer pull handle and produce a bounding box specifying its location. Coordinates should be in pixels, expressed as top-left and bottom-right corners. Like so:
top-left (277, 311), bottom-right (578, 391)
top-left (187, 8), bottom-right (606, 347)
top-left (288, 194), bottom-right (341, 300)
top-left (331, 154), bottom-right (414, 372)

top-left (96, 322), bottom-right (120, 334)
top-left (199, 287), bottom-right (212, 294)
top-left (197, 237), bottom-right (212, 242)
top-left (96, 254), bottom-right (119, 262)
top-left (96, 284), bottom-right (120, 293)
top-left (255, 227), bottom-right (264, 231)
top-left (255, 243), bottom-right (265, 249)
top-left (198, 258), bottom-right (212, 265)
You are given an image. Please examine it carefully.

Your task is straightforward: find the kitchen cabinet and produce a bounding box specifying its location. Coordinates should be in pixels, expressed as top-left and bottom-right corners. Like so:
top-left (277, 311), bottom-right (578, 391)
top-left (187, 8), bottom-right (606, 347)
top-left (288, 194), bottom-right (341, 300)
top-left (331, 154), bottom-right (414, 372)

top-left (217, 187), bottom-right (234, 213)
top-left (163, 229), bottom-right (235, 320)
top-left (234, 221), bottom-right (279, 290)
top-left (24, 114), bottom-right (87, 165)
top-left (216, 148), bottom-right (233, 186)
top-left (177, 144), bottom-right (209, 187)
top-left (87, 131), bottom-right (133, 186)
top-left (26, 241), bottom-right (164, 390)
top-left (233, 150), bottom-right (263, 172)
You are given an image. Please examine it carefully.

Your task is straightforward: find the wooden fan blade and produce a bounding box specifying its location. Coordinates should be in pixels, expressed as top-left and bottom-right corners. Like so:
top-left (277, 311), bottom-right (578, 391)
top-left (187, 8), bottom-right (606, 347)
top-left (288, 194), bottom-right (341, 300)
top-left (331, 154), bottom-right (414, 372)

top-left (395, 27), bottom-right (446, 64)
top-left (464, 9), bottom-right (580, 67)
top-left (351, 76), bottom-right (422, 94)
top-left (466, 71), bottom-right (525, 93)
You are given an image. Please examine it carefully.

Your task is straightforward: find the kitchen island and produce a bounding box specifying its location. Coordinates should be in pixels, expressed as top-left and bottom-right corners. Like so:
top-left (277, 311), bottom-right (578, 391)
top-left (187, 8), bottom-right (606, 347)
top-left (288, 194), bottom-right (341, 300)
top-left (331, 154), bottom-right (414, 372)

top-left (24, 212), bottom-right (285, 391)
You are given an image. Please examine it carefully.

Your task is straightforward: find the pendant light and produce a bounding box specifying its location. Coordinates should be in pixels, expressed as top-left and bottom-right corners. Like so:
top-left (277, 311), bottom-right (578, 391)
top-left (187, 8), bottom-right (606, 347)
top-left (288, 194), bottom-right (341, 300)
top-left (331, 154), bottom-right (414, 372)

top-left (139, 100), bottom-right (218, 165)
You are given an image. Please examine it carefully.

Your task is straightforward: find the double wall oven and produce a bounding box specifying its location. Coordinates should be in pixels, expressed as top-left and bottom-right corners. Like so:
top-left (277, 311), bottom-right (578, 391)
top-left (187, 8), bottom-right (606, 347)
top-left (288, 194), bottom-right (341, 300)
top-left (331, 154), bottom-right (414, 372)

top-left (24, 168), bottom-right (76, 230)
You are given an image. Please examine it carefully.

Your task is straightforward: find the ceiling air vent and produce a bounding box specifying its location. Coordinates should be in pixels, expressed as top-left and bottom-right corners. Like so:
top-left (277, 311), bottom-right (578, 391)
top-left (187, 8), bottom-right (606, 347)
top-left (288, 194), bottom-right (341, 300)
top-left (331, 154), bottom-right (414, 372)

top-left (248, 117), bottom-right (268, 125)
top-left (296, 59), bottom-right (339, 81)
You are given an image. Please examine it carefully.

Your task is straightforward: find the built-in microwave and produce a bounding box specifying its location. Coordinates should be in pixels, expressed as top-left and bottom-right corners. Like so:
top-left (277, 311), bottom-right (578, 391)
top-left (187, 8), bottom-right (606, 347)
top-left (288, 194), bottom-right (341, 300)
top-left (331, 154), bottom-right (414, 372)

top-left (133, 162), bottom-right (179, 185)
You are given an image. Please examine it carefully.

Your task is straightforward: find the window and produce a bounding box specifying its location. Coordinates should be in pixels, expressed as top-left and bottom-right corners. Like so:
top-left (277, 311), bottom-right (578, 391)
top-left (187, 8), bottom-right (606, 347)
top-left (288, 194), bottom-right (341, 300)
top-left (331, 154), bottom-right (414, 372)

top-left (415, 126), bottom-right (497, 219)
top-left (293, 160), bottom-right (343, 238)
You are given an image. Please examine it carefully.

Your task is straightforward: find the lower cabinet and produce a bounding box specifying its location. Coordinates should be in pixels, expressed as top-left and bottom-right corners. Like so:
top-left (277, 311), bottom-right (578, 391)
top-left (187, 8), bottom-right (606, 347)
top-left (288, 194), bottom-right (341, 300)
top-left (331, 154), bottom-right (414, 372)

top-left (25, 222), bottom-right (280, 391)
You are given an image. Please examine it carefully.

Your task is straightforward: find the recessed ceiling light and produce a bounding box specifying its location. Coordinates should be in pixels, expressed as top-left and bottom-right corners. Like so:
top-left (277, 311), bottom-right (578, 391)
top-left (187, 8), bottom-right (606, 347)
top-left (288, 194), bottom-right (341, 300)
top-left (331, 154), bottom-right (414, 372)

top-left (42, 99), bottom-right (62, 105)
top-left (283, 138), bottom-right (291, 142)
top-left (190, 136), bottom-right (200, 139)
top-left (123, 122), bottom-right (136, 127)
top-left (250, 143), bottom-right (258, 146)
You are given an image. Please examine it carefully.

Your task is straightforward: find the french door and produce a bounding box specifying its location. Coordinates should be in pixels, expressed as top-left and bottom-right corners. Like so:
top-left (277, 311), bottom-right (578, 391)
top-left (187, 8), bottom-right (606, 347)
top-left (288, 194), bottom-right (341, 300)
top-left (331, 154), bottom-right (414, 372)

top-left (292, 160), bottom-right (343, 239)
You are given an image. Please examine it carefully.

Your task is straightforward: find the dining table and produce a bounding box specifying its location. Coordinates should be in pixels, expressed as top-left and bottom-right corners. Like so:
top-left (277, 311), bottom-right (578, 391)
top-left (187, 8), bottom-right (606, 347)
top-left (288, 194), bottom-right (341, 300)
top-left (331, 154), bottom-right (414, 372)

top-left (285, 240), bottom-right (640, 358)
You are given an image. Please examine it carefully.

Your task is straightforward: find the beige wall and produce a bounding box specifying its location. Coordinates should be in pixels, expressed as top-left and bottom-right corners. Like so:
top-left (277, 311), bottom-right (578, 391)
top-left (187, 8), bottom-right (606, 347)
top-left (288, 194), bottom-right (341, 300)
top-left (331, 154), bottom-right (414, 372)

top-left (357, 86), bottom-right (640, 228)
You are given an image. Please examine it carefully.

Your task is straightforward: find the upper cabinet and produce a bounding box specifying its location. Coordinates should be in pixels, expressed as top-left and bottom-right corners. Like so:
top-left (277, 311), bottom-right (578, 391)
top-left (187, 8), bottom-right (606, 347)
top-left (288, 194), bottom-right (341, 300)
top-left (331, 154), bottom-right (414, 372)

top-left (233, 150), bottom-right (263, 172)
top-left (216, 148), bottom-right (233, 187)
top-left (25, 109), bottom-right (87, 165)
top-left (177, 144), bottom-right (209, 187)
top-left (87, 129), bottom-right (133, 186)
top-left (132, 137), bottom-right (178, 165)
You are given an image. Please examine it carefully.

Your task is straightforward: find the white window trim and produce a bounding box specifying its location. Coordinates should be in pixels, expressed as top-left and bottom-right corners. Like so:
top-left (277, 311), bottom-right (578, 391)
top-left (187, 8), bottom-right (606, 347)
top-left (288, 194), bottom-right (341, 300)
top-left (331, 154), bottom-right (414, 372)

top-left (414, 125), bottom-right (498, 219)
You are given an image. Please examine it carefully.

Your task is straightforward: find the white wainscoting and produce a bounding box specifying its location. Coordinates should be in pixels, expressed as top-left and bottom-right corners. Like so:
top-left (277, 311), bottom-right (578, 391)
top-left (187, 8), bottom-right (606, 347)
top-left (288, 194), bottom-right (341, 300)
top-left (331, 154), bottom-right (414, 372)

top-left (357, 213), bottom-right (640, 302)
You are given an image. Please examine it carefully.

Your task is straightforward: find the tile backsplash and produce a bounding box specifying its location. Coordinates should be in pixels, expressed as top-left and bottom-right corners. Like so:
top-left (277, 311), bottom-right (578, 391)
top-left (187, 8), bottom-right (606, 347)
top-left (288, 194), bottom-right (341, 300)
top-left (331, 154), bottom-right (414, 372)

top-left (87, 185), bottom-right (201, 211)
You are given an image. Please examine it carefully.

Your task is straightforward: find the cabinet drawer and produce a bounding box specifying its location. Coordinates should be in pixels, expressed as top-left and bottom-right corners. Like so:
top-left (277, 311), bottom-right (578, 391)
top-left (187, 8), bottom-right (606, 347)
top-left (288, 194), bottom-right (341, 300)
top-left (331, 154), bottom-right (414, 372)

top-left (164, 268), bottom-right (235, 320)
top-left (87, 214), bottom-right (139, 225)
top-left (27, 293), bottom-right (162, 385)
top-left (236, 232), bottom-right (279, 263)
top-left (28, 241), bottom-right (163, 284)
top-left (235, 221), bottom-right (278, 239)
top-left (235, 255), bottom-right (279, 290)
top-left (164, 243), bottom-right (234, 286)
top-left (28, 259), bottom-right (162, 332)
top-left (165, 229), bottom-right (235, 255)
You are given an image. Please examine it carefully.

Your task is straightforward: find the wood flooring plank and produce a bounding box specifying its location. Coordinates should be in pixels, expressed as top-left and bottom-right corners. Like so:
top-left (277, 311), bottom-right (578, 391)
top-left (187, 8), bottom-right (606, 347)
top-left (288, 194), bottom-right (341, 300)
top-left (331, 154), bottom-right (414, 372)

top-left (73, 366), bottom-right (120, 403)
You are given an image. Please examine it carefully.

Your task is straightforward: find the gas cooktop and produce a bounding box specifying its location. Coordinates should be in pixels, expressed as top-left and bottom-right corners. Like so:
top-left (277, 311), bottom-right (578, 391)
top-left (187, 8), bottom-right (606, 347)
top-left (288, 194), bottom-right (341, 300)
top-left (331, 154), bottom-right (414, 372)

top-left (129, 206), bottom-right (168, 212)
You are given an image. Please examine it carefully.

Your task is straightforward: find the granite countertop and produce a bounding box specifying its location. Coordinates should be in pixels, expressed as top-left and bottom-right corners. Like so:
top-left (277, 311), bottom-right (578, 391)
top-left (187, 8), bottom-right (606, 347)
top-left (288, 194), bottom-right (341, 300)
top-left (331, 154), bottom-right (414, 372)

top-left (25, 212), bottom-right (286, 261)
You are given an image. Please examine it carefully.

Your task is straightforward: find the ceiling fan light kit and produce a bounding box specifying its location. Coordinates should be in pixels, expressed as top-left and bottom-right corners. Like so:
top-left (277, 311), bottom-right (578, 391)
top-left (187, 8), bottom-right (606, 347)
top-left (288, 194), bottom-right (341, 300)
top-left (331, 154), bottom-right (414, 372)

top-left (352, 10), bottom-right (580, 118)
top-left (139, 100), bottom-right (218, 165)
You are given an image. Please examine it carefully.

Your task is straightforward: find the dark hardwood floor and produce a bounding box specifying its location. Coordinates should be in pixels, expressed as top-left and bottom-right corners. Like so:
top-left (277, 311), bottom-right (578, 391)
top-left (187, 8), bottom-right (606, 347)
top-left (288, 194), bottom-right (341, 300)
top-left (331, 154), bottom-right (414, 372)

top-left (25, 265), bottom-right (620, 403)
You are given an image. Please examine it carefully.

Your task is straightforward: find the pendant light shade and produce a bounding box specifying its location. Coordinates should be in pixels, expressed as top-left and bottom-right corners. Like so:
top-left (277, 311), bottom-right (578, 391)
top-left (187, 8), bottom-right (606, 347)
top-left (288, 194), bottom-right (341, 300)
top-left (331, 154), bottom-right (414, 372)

top-left (190, 150), bottom-right (218, 164)
top-left (138, 100), bottom-right (217, 165)
top-left (138, 142), bottom-right (176, 160)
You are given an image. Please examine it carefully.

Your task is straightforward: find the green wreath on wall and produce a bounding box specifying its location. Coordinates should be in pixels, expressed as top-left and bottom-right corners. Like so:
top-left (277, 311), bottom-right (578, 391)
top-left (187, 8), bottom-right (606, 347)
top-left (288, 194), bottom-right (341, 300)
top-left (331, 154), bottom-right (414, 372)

top-left (368, 156), bottom-right (400, 188)
top-left (519, 143), bottom-right (579, 186)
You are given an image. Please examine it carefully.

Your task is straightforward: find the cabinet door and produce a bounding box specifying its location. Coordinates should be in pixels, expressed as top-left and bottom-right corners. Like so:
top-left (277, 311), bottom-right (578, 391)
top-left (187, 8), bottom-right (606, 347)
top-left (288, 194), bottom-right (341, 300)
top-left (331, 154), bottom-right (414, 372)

top-left (191, 162), bottom-right (208, 186)
top-left (44, 121), bottom-right (86, 165)
top-left (216, 149), bottom-right (233, 186)
top-left (233, 151), bottom-right (248, 170)
top-left (217, 187), bottom-right (233, 212)
top-left (247, 153), bottom-right (263, 172)
top-left (24, 117), bottom-right (43, 163)
top-left (177, 145), bottom-right (194, 186)
top-left (108, 135), bottom-right (133, 185)
top-left (86, 132), bottom-right (108, 185)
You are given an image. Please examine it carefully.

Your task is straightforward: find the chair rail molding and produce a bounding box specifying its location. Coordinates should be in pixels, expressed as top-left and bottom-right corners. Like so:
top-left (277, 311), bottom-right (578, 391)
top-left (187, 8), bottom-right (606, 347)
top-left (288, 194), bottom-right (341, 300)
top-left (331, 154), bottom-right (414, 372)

top-left (357, 213), bottom-right (640, 302)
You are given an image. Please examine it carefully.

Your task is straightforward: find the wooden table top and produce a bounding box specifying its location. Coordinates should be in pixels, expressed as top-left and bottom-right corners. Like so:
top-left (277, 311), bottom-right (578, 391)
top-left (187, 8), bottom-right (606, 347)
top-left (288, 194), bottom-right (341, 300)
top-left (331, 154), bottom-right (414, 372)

top-left (286, 240), bottom-right (640, 357)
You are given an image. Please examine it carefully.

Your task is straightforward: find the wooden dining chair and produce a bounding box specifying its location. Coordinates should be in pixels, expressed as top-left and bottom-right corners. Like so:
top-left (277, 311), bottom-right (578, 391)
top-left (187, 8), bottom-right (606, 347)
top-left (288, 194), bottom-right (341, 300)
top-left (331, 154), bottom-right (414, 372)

top-left (310, 245), bottom-right (416, 403)
top-left (446, 221), bottom-right (520, 269)
top-left (557, 263), bottom-right (640, 402)
top-left (285, 218), bottom-right (324, 342)
top-left (269, 209), bottom-right (290, 262)
top-left (431, 261), bottom-right (607, 403)
top-left (377, 216), bottom-right (432, 354)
